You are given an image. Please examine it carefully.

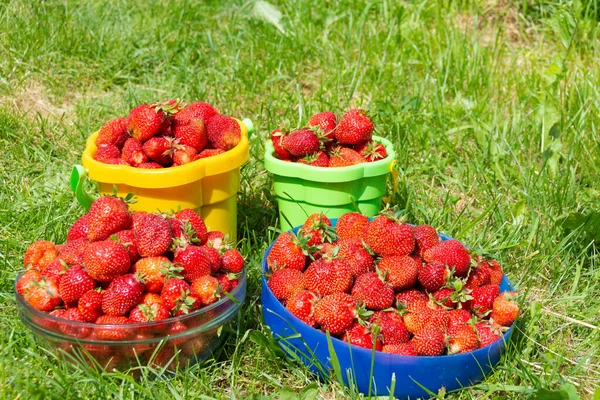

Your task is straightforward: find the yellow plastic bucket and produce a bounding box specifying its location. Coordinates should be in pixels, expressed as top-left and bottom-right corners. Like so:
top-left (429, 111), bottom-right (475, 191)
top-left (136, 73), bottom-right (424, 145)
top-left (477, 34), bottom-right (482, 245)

top-left (73, 118), bottom-right (251, 240)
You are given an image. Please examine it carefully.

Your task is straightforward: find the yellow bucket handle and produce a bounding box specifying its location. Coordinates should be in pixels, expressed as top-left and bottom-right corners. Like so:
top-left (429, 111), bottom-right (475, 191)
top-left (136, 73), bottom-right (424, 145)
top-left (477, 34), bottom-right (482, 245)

top-left (383, 159), bottom-right (399, 205)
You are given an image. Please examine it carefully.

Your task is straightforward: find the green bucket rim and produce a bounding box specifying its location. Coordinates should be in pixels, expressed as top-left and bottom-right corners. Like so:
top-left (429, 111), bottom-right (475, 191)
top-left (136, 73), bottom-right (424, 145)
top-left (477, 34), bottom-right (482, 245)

top-left (264, 136), bottom-right (396, 182)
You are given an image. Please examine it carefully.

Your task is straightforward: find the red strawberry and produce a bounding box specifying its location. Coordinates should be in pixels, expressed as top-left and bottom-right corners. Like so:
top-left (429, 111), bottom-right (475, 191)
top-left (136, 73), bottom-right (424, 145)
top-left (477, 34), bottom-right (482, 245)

top-left (403, 306), bottom-right (449, 335)
top-left (413, 224), bottom-right (440, 258)
top-left (59, 308), bottom-right (92, 338)
top-left (67, 214), bottom-right (90, 242)
top-left (172, 144), bottom-right (197, 166)
top-left (138, 162), bottom-right (163, 168)
top-left (128, 102), bottom-right (177, 142)
top-left (484, 259), bottom-right (504, 285)
top-left (83, 240), bottom-right (131, 282)
top-left (87, 196), bottom-right (131, 242)
top-left (335, 109), bottom-right (374, 145)
top-left (382, 342), bottom-right (417, 356)
top-left (266, 232), bottom-right (312, 272)
top-left (173, 102), bottom-right (218, 124)
top-left (307, 111), bottom-right (337, 139)
top-left (378, 255), bottom-right (419, 291)
top-left (206, 115), bottom-right (241, 150)
top-left (475, 322), bottom-right (502, 347)
top-left (78, 289), bottom-right (103, 322)
top-left (335, 212), bottom-right (369, 239)
top-left (134, 213), bottom-right (171, 257)
top-left (300, 213), bottom-right (334, 246)
top-left (341, 324), bottom-right (383, 350)
top-left (101, 274), bottom-right (145, 316)
top-left (418, 262), bottom-right (450, 292)
top-left (94, 315), bottom-right (133, 341)
top-left (328, 146), bottom-right (364, 167)
top-left (282, 129), bottom-right (320, 157)
top-left (160, 278), bottom-right (192, 312)
top-left (95, 118), bottom-right (129, 149)
top-left (16, 270), bottom-right (42, 295)
top-left (23, 240), bottom-right (57, 271)
top-left (490, 291), bottom-right (519, 327)
top-left (112, 229), bottom-right (140, 264)
top-left (314, 293), bottom-right (358, 335)
top-left (171, 208), bottom-right (208, 245)
top-left (215, 272), bottom-right (239, 293)
top-left (297, 151), bottom-right (329, 167)
top-left (220, 249), bottom-right (244, 273)
top-left (106, 158), bottom-right (130, 165)
top-left (129, 303), bottom-right (170, 324)
top-left (132, 256), bottom-right (175, 293)
top-left (448, 308), bottom-right (473, 327)
top-left (369, 311), bottom-right (410, 345)
top-left (366, 216), bottom-right (415, 256)
top-left (57, 238), bottom-right (90, 266)
top-left (351, 272), bottom-right (394, 310)
top-left (41, 257), bottom-right (69, 280)
top-left (121, 138), bottom-right (148, 166)
top-left (412, 326), bottom-right (446, 356)
top-left (447, 323), bottom-right (479, 354)
top-left (173, 118), bottom-right (208, 152)
top-left (173, 245), bottom-right (211, 281)
top-left (190, 275), bottom-right (220, 306)
top-left (286, 290), bottom-right (320, 327)
top-left (201, 245), bottom-right (222, 273)
top-left (206, 231), bottom-right (226, 249)
top-left (59, 265), bottom-right (96, 303)
top-left (195, 148), bottom-right (225, 159)
top-left (466, 262), bottom-right (491, 289)
top-left (395, 289), bottom-right (428, 311)
top-left (142, 136), bottom-right (175, 165)
top-left (23, 276), bottom-right (62, 312)
top-left (423, 240), bottom-right (471, 277)
top-left (304, 257), bottom-right (353, 296)
top-left (336, 238), bottom-right (374, 277)
top-left (94, 144), bottom-right (121, 163)
top-left (140, 292), bottom-right (164, 306)
top-left (464, 284), bottom-right (500, 315)
top-left (271, 129), bottom-right (292, 160)
top-left (268, 268), bottom-right (305, 301)
top-left (354, 141), bottom-right (387, 162)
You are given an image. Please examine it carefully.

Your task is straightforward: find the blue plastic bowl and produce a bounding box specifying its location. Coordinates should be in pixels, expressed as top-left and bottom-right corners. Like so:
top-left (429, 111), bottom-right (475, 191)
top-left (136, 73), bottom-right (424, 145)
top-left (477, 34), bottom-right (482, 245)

top-left (261, 220), bottom-right (515, 398)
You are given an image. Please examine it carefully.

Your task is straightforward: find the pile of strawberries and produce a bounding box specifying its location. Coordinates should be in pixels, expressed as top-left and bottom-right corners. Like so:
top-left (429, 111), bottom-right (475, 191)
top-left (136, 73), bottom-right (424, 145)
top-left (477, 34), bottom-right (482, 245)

top-left (93, 100), bottom-right (241, 168)
top-left (266, 212), bottom-right (520, 356)
top-left (16, 195), bottom-right (244, 369)
top-left (270, 109), bottom-right (388, 167)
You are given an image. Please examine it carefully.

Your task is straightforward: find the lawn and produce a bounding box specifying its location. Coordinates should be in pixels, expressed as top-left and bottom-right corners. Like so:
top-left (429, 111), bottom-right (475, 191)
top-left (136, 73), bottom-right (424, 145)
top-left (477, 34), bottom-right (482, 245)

top-left (1, 0), bottom-right (599, 398)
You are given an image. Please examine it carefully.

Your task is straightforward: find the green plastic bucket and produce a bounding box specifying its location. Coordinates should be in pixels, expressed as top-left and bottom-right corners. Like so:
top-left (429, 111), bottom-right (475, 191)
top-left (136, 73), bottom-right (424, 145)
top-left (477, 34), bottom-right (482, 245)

top-left (264, 136), bottom-right (396, 230)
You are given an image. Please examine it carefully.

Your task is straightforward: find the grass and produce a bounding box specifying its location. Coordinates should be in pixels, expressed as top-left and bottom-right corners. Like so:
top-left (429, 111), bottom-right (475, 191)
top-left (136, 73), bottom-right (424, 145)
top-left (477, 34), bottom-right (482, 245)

top-left (0, 0), bottom-right (599, 398)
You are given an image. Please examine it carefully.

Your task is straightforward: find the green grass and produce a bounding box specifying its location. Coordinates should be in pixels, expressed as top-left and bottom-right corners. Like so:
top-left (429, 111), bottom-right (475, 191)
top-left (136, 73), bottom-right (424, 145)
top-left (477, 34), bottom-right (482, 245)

top-left (1, 0), bottom-right (599, 398)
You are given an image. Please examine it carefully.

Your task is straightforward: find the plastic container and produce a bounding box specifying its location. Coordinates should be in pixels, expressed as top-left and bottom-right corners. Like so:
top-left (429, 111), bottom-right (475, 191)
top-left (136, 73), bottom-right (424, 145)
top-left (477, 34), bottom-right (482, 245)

top-left (261, 222), bottom-right (515, 398)
top-left (71, 118), bottom-right (253, 240)
top-left (15, 270), bottom-right (246, 372)
top-left (263, 136), bottom-right (396, 231)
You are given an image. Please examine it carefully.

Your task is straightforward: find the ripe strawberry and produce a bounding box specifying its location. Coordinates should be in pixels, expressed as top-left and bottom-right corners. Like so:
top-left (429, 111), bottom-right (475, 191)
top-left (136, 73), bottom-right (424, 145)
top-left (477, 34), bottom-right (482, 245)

top-left (128, 102), bottom-right (177, 142)
top-left (195, 148), bottom-right (225, 159)
top-left (121, 137), bottom-right (148, 166)
top-left (354, 141), bottom-right (387, 162)
top-left (267, 232), bottom-right (312, 272)
top-left (484, 259), bottom-right (504, 285)
top-left (206, 231), bottom-right (226, 249)
top-left (78, 289), bottom-right (103, 322)
top-left (282, 129), bottom-right (320, 157)
top-left (94, 315), bottom-right (133, 341)
top-left (105, 158), bottom-right (130, 165)
top-left (57, 238), bottom-right (90, 266)
top-left (304, 258), bottom-right (353, 296)
top-left (142, 136), bottom-right (175, 165)
top-left (138, 162), bottom-right (163, 168)
top-left (132, 256), bottom-right (175, 293)
top-left (140, 292), bottom-right (164, 306)
top-left (67, 214), bottom-right (90, 242)
top-left (307, 111), bottom-right (337, 140)
top-left (160, 278), bottom-right (191, 312)
top-left (112, 229), bottom-right (140, 264)
top-left (314, 293), bottom-right (358, 335)
top-left (173, 245), bottom-right (211, 281)
top-left (215, 272), bottom-right (239, 293)
top-left (95, 118), bottom-right (129, 149)
top-left (336, 238), bottom-right (374, 277)
top-left (16, 270), bottom-right (42, 295)
top-left (172, 144), bottom-right (197, 166)
top-left (173, 118), bottom-right (208, 152)
top-left (60, 308), bottom-right (93, 338)
top-left (94, 144), bottom-right (121, 163)
top-left (366, 216), bottom-right (414, 256)
top-left (447, 323), bottom-right (479, 354)
top-left (286, 290), bottom-right (320, 327)
top-left (190, 275), bottom-right (221, 306)
top-left (351, 272), bottom-right (394, 310)
top-left (59, 265), bottom-right (96, 303)
top-left (328, 146), bottom-right (364, 167)
top-left (369, 311), bottom-right (410, 345)
top-left (378, 255), bottom-right (419, 291)
top-left (83, 240), bottom-right (131, 282)
top-left (300, 213), bottom-right (334, 246)
top-left (395, 289), bottom-right (429, 311)
top-left (206, 115), bottom-right (241, 150)
top-left (173, 101), bottom-right (218, 124)
top-left (464, 284), bottom-right (500, 315)
top-left (466, 262), bottom-right (491, 289)
top-left (448, 308), bottom-right (473, 327)
top-left (403, 307), bottom-right (449, 335)
top-left (131, 212), bottom-right (148, 232)
top-left (335, 212), bottom-right (369, 239)
top-left (220, 249), bottom-right (244, 273)
top-left (202, 245), bottom-right (222, 273)
top-left (423, 240), bottom-right (471, 277)
top-left (129, 303), bottom-right (170, 324)
top-left (23, 240), bottom-right (57, 271)
top-left (24, 276), bottom-right (62, 312)
top-left (413, 224), bottom-right (440, 258)
top-left (41, 257), bottom-right (69, 280)
top-left (271, 129), bottom-right (292, 160)
top-left (134, 213), bottom-right (171, 257)
top-left (433, 288), bottom-right (455, 308)
top-left (87, 196), bottom-right (131, 242)
top-left (297, 151), bottom-right (329, 167)
top-left (490, 291), bottom-right (520, 327)
top-left (412, 326), bottom-right (446, 356)
top-left (475, 322), bottom-right (502, 347)
top-left (418, 262), bottom-right (450, 292)
top-left (342, 324), bottom-right (383, 350)
top-left (171, 209), bottom-right (208, 245)
top-left (101, 274), bottom-right (145, 316)
top-left (382, 342), bottom-right (417, 356)
top-left (335, 109), bottom-right (374, 145)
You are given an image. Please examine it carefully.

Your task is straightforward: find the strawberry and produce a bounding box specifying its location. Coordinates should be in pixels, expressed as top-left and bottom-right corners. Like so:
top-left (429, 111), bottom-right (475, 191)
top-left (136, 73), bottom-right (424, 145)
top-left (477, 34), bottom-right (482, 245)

top-left (282, 129), bottom-right (320, 157)
top-left (314, 293), bottom-right (358, 335)
top-left (412, 326), bottom-right (446, 356)
top-left (23, 240), bottom-right (57, 271)
top-left (423, 240), bottom-right (471, 277)
top-left (215, 272), bottom-right (239, 293)
top-left (59, 265), bottom-right (96, 303)
top-left (297, 151), bottom-right (329, 167)
top-left (195, 148), bottom-right (225, 159)
top-left (171, 209), bottom-right (208, 245)
top-left (173, 118), bottom-right (208, 152)
top-left (464, 284), bottom-right (500, 315)
top-left (328, 146), bottom-right (364, 167)
top-left (369, 311), bottom-right (410, 345)
top-left (300, 213), bottom-right (334, 246)
top-left (87, 196), bottom-right (131, 242)
top-left (342, 324), bottom-right (383, 350)
top-left (172, 144), bottom-right (197, 166)
top-left (101, 274), bottom-right (145, 316)
top-left (130, 303), bottom-right (170, 324)
top-left (413, 224), bottom-right (440, 258)
top-left (351, 272), bottom-right (394, 310)
top-left (41, 257), bottom-right (69, 280)
top-left (490, 291), bottom-right (520, 327)
top-left (95, 118), bottom-right (129, 149)
top-left (220, 249), bottom-right (244, 273)
top-left (465, 262), bottom-right (491, 289)
top-left (57, 238), bottom-right (90, 266)
top-left (132, 256), bottom-right (176, 293)
top-left (403, 306), bottom-right (449, 335)
top-left (382, 342), bottom-right (417, 356)
top-left (354, 141), bottom-right (387, 162)
top-left (268, 267), bottom-right (303, 300)
top-left (140, 292), bottom-right (164, 306)
top-left (366, 216), bottom-right (414, 256)
top-left (266, 232), bottom-right (312, 272)
top-left (24, 276), bottom-right (62, 312)
top-left (206, 115), bottom-right (241, 150)
top-left (378, 255), bottom-right (419, 291)
top-left (16, 270), bottom-right (42, 295)
top-left (160, 278), bottom-right (191, 312)
top-left (106, 158), bottom-right (130, 165)
top-left (94, 315), bottom-right (133, 341)
top-left (173, 245), bottom-right (211, 281)
top-left (134, 213), bottom-right (171, 257)
top-left (121, 138), bottom-right (148, 166)
top-left (335, 109), bottom-right (374, 145)
top-left (142, 136), bottom-right (175, 165)
top-left (112, 229), bottom-right (140, 264)
top-left (395, 289), bottom-right (428, 311)
top-left (60, 308), bottom-right (93, 338)
top-left (418, 262), bottom-right (450, 292)
top-left (94, 144), bottom-right (121, 163)
top-left (206, 231), bottom-right (226, 249)
top-left (128, 102), bottom-right (177, 143)
top-left (304, 257), bottom-right (353, 296)
top-left (66, 214), bottom-right (90, 242)
top-left (447, 323), bottom-right (479, 354)
top-left (190, 275), bottom-right (220, 306)
top-left (138, 162), bottom-right (163, 169)
top-left (483, 259), bottom-right (504, 285)
top-left (335, 212), bottom-right (369, 239)
top-left (83, 240), bottom-right (131, 282)
top-left (432, 280), bottom-right (472, 309)
top-left (286, 290), bottom-right (320, 327)
top-left (271, 129), bottom-right (292, 160)
top-left (307, 111), bottom-right (337, 140)
top-left (78, 289), bottom-right (103, 322)
top-left (202, 245), bottom-right (222, 273)
top-left (336, 238), bottom-right (374, 277)
top-left (475, 322), bottom-right (502, 347)
top-left (173, 101), bottom-right (218, 124)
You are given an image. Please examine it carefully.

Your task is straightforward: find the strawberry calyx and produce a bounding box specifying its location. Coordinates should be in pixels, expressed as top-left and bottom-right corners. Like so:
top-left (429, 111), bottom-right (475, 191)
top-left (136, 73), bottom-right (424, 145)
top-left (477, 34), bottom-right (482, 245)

top-left (150, 99), bottom-right (182, 117)
top-left (161, 262), bottom-right (184, 280)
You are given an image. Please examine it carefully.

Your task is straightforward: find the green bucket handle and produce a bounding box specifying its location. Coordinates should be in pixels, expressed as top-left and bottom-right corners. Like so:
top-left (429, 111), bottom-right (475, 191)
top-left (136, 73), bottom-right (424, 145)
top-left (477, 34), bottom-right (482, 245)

top-left (242, 118), bottom-right (254, 136)
top-left (70, 165), bottom-right (97, 211)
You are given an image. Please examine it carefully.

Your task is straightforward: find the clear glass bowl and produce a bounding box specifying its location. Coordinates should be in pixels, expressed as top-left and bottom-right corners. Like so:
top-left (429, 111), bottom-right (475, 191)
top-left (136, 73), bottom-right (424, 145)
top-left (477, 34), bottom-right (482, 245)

top-left (15, 270), bottom-right (246, 372)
